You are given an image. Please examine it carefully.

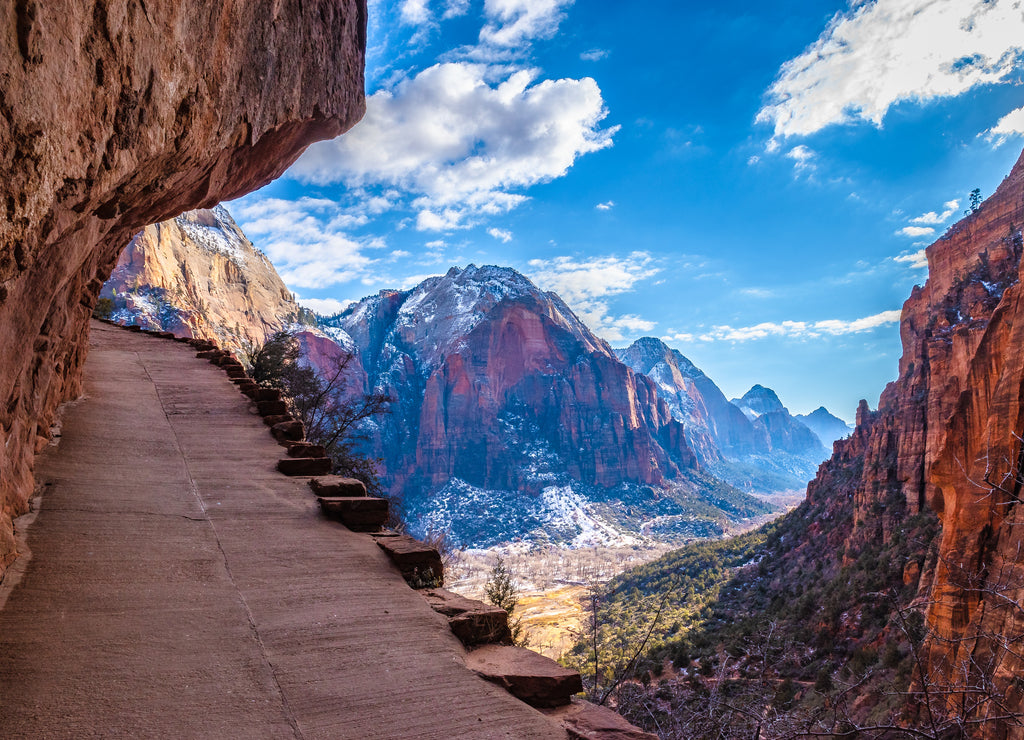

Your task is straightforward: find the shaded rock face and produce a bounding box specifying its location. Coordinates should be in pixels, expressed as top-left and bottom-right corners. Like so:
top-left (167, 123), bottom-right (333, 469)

top-left (804, 148), bottom-right (1024, 721)
top-left (101, 206), bottom-right (305, 354)
top-left (0, 0), bottom-right (367, 574)
top-left (616, 337), bottom-right (757, 464)
top-left (327, 266), bottom-right (697, 531)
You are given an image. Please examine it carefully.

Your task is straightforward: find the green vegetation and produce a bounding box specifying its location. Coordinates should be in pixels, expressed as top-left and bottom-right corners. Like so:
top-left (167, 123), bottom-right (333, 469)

top-left (92, 297), bottom-right (114, 320)
top-left (564, 465), bottom-right (945, 736)
top-left (484, 556), bottom-right (527, 645)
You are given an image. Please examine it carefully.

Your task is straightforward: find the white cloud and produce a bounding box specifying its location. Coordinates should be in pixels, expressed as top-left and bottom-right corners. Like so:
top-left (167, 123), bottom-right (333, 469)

top-left (580, 49), bottom-right (609, 62)
top-left (987, 105), bottom-right (1024, 141)
top-left (757, 0), bottom-right (1024, 142)
top-left (595, 200), bottom-right (615, 211)
top-left (400, 0), bottom-right (431, 25)
top-left (898, 225), bottom-right (936, 238)
top-left (911, 199), bottom-right (959, 224)
top-left (229, 196), bottom-right (380, 289)
top-left (487, 227), bottom-right (513, 242)
top-left (894, 249), bottom-right (928, 269)
top-left (479, 0), bottom-right (574, 49)
top-left (697, 310), bottom-right (902, 342)
top-left (785, 144), bottom-right (816, 173)
top-left (443, 0), bottom-right (470, 19)
top-left (292, 63), bottom-right (617, 228)
top-left (738, 288), bottom-right (775, 298)
top-left (299, 297), bottom-right (354, 316)
top-left (526, 252), bottom-right (659, 341)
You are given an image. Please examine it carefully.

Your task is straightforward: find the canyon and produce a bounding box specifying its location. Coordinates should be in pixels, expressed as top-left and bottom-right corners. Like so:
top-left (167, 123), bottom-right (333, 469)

top-left (100, 217), bottom-right (863, 549)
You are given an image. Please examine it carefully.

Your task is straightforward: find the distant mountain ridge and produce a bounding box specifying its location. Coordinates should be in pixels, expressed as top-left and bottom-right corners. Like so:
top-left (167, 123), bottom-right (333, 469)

top-left (618, 339), bottom-right (835, 493)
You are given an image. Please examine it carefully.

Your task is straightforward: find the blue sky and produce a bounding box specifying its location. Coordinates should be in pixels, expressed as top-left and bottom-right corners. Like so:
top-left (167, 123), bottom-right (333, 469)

top-left (229, 0), bottom-right (1024, 421)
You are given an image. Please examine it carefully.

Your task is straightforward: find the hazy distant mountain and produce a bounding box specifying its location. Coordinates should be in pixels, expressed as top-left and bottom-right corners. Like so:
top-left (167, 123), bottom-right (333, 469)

top-left (620, 340), bottom-right (831, 494)
top-left (796, 406), bottom-right (853, 447)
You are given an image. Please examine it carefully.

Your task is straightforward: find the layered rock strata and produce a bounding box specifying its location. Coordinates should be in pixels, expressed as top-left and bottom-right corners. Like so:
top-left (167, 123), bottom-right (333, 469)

top-left (804, 148), bottom-right (1024, 723)
top-left (0, 0), bottom-right (367, 575)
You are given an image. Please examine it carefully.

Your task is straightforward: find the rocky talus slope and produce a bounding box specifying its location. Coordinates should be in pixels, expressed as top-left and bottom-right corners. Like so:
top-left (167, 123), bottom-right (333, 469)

top-left (102, 205), bottom-right (305, 354)
top-left (0, 0), bottom-right (367, 575)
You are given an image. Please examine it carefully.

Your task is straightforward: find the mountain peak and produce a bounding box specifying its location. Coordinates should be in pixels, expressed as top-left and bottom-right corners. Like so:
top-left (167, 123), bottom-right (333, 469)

top-left (616, 337), bottom-right (702, 379)
top-left (733, 384), bottom-right (786, 416)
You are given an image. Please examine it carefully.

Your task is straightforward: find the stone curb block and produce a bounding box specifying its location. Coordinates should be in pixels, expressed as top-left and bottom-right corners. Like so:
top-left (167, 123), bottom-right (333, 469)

top-left (465, 645), bottom-right (582, 709)
top-left (375, 535), bottom-right (444, 588)
top-left (318, 496), bottom-right (388, 531)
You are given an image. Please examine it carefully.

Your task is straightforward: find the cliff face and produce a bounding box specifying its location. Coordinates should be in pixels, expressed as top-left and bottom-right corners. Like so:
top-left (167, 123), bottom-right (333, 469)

top-left (324, 266), bottom-right (775, 547)
top-left (805, 148), bottom-right (1024, 717)
top-left (0, 0), bottom-right (366, 575)
top-left (102, 206), bottom-right (304, 354)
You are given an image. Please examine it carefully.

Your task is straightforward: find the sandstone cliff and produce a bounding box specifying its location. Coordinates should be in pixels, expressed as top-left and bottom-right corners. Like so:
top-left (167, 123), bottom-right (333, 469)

top-left (101, 205), bottom-right (306, 354)
top-left (0, 0), bottom-right (366, 575)
top-left (798, 148), bottom-right (1024, 722)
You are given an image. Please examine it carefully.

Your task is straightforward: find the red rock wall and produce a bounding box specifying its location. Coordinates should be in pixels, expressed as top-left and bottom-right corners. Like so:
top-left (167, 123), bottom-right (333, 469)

top-left (805, 148), bottom-right (1024, 723)
top-left (0, 0), bottom-right (366, 575)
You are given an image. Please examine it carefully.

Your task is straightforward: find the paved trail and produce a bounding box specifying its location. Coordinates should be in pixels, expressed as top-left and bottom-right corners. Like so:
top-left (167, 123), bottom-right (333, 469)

top-left (0, 321), bottom-right (565, 739)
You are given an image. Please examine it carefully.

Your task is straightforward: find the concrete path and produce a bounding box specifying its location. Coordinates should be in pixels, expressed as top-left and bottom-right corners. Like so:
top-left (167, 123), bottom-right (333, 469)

top-left (0, 321), bottom-right (566, 739)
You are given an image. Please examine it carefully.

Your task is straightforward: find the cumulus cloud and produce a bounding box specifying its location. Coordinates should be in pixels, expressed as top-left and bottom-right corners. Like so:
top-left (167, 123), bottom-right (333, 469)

top-left (580, 48), bottom-right (609, 62)
top-left (898, 225), bottom-right (936, 238)
top-left (785, 144), bottom-right (816, 173)
top-left (292, 63), bottom-right (617, 229)
top-left (987, 105), bottom-right (1024, 141)
top-left (595, 200), bottom-right (615, 211)
top-left (757, 0), bottom-right (1024, 142)
top-left (894, 249), bottom-right (929, 270)
top-left (911, 199), bottom-right (959, 224)
top-left (479, 0), bottom-right (574, 49)
top-left (526, 252), bottom-right (659, 341)
top-left (696, 310), bottom-right (902, 342)
top-left (229, 197), bottom-right (381, 289)
top-left (443, 0), bottom-right (470, 19)
top-left (400, 0), bottom-right (431, 25)
top-left (487, 227), bottom-right (513, 242)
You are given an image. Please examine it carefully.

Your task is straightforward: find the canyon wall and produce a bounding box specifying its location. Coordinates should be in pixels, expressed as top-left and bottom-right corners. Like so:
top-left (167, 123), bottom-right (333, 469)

top-left (804, 148), bottom-right (1024, 722)
top-left (0, 0), bottom-right (367, 575)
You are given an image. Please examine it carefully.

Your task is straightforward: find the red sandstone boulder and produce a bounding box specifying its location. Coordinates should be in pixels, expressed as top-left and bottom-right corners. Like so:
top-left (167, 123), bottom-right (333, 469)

top-left (542, 698), bottom-right (659, 739)
top-left (278, 458), bottom-right (331, 476)
top-left (317, 496), bottom-right (388, 531)
top-left (375, 535), bottom-right (444, 588)
top-left (271, 421), bottom-right (304, 443)
top-left (423, 589), bottom-right (512, 646)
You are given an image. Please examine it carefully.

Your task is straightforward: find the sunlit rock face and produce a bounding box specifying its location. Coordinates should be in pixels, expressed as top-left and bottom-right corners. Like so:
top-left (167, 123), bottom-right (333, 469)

top-left (0, 0), bottom-right (367, 574)
top-left (803, 148), bottom-right (1024, 724)
top-left (101, 206), bottom-right (304, 355)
